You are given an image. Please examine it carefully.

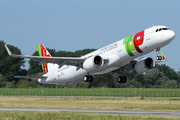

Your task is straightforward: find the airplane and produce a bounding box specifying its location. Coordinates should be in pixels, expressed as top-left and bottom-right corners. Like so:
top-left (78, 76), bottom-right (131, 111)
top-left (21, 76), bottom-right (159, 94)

top-left (5, 25), bottom-right (175, 84)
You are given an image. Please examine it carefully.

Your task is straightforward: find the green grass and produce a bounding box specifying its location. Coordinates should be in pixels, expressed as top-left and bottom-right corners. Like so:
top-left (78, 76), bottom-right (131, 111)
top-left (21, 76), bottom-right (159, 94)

top-left (0, 111), bottom-right (179, 120)
top-left (0, 97), bottom-right (180, 119)
top-left (0, 97), bottom-right (180, 112)
top-left (0, 88), bottom-right (180, 97)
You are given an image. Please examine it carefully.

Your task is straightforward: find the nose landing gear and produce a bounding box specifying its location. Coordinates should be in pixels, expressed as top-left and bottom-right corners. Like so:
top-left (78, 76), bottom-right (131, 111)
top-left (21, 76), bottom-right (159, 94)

top-left (155, 48), bottom-right (166, 61)
top-left (155, 48), bottom-right (162, 60)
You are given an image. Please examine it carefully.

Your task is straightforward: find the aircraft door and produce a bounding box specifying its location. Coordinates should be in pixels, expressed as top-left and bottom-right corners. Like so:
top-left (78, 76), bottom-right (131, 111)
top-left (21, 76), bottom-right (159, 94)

top-left (146, 28), bottom-right (151, 41)
top-left (144, 28), bottom-right (154, 51)
top-left (118, 41), bottom-right (122, 53)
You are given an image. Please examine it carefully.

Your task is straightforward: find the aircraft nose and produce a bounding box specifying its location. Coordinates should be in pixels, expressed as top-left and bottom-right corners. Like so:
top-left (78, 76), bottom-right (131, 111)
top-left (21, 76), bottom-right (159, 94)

top-left (168, 30), bottom-right (175, 40)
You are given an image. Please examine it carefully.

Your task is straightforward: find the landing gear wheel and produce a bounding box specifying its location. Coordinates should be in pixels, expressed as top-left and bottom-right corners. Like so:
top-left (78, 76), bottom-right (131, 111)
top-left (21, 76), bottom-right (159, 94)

top-left (88, 76), bottom-right (93, 82)
top-left (156, 56), bottom-right (162, 60)
top-left (83, 75), bottom-right (93, 82)
top-left (83, 75), bottom-right (89, 82)
top-left (155, 48), bottom-right (162, 61)
top-left (117, 76), bottom-right (123, 83)
top-left (117, 76), bottom-right (127, 83)
top-left (122, 76), bottom-right (127, 83)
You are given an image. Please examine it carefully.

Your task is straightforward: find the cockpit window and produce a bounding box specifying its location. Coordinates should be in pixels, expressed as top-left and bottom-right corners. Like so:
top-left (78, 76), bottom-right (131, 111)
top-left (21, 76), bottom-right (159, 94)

top-left (162, 28), bottom-right (169, 30)
top-left (155, 27), bottom-right (170, 32)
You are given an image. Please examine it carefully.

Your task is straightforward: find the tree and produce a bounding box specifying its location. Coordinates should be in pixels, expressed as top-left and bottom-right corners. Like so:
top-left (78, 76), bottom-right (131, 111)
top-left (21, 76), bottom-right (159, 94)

top-left (74, 49), bottom-right (96, 57)
top-left (0, 41), bottom-right (25, 85)
top-left (131, 74), bottom-right (144, 86)
top-left (144, 68), bottom-right (164, 88)
top-left (28, 51), bottom-right (42, 75)
top-left (161, 80), bottom-right (178, 88)
top-left (55, 50), bottom-right (75, 57)
top-left (156, 64), bottom-right (178, 80)
top-left (0, 74), bottom-right (6, 87)
top-left (126, 79), bottom-right (142, 88)
top-left (89, 73), bottom-right (116, 88)
top-left (16, 79), bottom-right (29, 88)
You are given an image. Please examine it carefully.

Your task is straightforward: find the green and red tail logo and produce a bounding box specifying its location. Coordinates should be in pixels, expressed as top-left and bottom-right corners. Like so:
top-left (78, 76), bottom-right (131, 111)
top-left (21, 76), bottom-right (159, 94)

top-left (123, 31), bottom-right (144, 57)
top-left (37, 44), bottom-right (52, 74)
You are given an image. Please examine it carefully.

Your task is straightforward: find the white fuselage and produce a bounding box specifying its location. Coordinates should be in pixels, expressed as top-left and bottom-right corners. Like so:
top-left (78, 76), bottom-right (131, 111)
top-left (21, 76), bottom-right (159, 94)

top-left (38, 25), bottom-right (175, 84)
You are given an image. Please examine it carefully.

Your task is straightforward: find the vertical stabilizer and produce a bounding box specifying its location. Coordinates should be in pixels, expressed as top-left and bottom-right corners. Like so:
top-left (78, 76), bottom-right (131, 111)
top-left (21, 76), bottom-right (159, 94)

top-left (37, 44), bottom-right (57, 74)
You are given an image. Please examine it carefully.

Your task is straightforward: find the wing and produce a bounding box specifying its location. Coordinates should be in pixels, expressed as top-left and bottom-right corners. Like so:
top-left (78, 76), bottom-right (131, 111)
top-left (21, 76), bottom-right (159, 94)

top-left (14, 76), bottom-right (47, 79)
top-left (5, 45), bottom-right (85, 67)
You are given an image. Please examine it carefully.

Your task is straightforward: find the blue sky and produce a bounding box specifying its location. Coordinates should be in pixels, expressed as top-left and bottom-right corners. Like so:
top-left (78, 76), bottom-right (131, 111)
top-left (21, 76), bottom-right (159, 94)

top-left (0, 0), bottom-right (179, 71)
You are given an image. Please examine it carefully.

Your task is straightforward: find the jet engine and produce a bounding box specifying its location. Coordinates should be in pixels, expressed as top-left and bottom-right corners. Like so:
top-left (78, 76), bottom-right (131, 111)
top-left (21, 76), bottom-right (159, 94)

top-left (83, 55), bottom-right (104, 72)
top-left (134, 57), bottom-right (155, 74)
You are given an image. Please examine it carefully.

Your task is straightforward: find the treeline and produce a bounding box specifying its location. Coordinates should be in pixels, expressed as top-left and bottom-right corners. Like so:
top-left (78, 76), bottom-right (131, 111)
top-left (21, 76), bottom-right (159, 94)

top-left (0, 40), bottom-right (180, 88)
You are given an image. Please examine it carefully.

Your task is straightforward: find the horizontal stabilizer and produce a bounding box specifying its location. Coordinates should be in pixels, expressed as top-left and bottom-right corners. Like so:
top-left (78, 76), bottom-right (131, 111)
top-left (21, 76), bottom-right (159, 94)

top-left (15, 76), bottom-right (47, 79)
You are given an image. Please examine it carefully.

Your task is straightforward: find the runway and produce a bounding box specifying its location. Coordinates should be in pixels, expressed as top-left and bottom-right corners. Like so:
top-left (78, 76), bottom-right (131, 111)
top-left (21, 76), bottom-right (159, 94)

top-left (0, 108), bottom-right (180, 117)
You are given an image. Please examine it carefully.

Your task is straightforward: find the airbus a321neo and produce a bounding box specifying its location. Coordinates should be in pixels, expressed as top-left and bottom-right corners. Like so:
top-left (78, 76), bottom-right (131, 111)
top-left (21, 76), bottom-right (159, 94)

top-left (5, 25), bottom-right (175, 84)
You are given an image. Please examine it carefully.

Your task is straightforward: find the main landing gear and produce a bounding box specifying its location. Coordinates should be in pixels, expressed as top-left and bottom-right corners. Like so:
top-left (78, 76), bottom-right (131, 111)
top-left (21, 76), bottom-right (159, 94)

top-left (117, 76), bottom-right (127, 83)
top-left (117, 67), bottom-right (127, 84)
top-left (83, 75), bottom-right (93, 82)
top-left (155, 48), bottom-right (162, 60)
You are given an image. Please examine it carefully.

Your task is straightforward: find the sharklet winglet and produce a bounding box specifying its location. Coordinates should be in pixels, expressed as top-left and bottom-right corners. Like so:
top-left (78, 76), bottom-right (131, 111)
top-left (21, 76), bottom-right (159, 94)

top-left (5, 45), bottom-right (13, 56)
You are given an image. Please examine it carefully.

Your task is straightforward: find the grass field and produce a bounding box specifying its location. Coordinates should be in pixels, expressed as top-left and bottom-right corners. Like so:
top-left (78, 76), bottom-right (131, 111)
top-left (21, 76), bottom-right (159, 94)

top-left (0, 97), bottom-right (180, 119)
top-left (0, 111), bottom-right (179, 120)
top-left (0, 88), bottom-right (180, 119)
top-left (0, 88), bottom-right (180, 97)
top-left (0, 97), bottom-right (180, 112)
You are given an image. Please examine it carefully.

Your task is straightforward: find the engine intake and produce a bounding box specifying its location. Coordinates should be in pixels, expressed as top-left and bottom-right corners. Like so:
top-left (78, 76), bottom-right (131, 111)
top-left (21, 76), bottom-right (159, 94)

top-left (134, 57), bottom-right (155, 74)
top-left (94, 55), bottom-right (103, 67)
top-left (83, 55), bottom-right (104, 72)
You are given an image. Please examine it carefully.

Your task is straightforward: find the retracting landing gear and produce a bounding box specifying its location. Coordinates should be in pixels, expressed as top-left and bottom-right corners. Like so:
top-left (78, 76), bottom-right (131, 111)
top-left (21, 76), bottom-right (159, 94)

top-left (155, 48), bottom-right (162, 60)
top-left (83, 75), bottom-right (93, 82)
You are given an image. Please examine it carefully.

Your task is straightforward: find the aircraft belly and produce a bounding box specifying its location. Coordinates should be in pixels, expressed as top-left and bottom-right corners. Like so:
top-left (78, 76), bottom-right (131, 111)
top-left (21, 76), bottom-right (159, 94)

top-left (92, 67), bottom-right (119, 75)
top-left (56, 67), bottom-right (87, 84)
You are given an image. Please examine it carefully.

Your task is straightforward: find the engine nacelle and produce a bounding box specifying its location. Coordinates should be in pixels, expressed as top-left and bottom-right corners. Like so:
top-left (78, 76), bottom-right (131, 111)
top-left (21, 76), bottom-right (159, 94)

top-left (83, 55), bottom-right (104, 72)
top-left (134, 57), bottom-right (155, 74)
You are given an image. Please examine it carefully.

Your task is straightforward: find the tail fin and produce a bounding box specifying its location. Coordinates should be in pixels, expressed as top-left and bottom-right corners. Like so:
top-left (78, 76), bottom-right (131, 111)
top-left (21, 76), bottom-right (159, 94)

top-left (37, 44), bottom-right (56, 74)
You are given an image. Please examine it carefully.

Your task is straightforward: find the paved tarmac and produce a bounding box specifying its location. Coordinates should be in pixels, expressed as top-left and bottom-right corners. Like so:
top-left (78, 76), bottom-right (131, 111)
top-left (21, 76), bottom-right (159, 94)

top-left (0, 108), bottom-right (180, 117)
